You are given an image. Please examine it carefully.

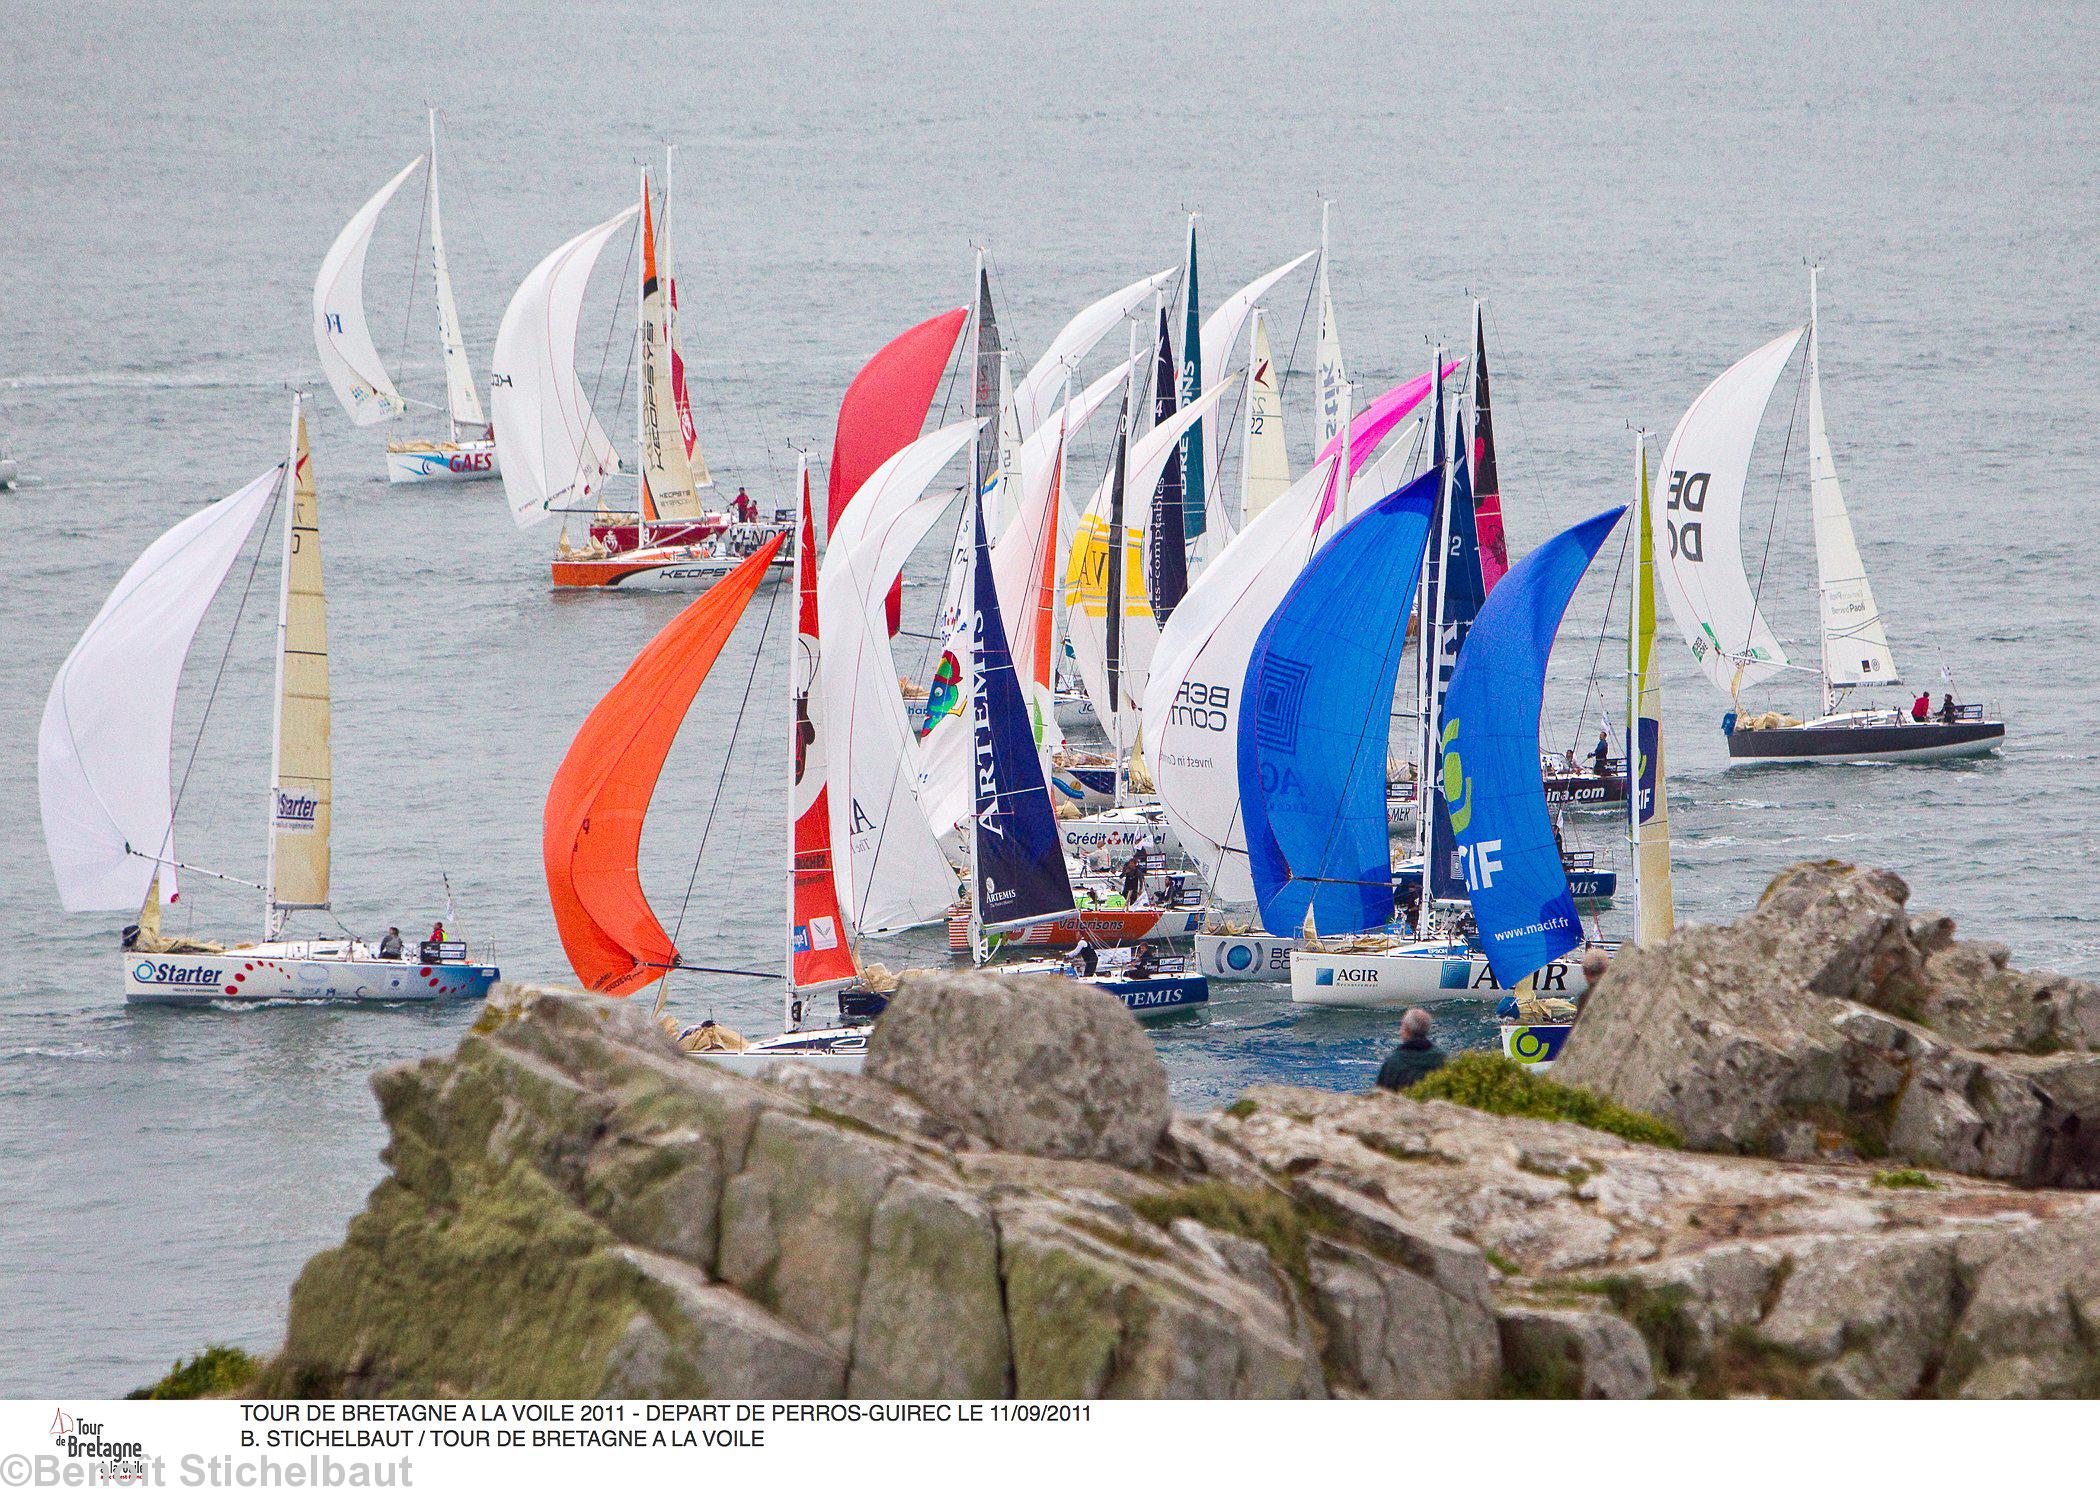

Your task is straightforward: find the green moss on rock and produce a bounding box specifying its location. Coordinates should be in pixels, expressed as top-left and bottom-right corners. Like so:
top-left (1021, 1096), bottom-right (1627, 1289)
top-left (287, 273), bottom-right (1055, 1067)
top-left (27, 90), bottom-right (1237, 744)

top-left (1407, 1053), bottom-right (1684, 1148)
top-left (128, 1345), bottom-right (258, 1400)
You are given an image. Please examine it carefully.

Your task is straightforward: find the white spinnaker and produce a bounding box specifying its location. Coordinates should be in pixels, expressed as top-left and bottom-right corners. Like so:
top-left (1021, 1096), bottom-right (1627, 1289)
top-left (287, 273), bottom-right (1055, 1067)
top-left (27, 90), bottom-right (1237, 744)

top-left (491, 207), bottom-right (637, 529)
top-left (314, 156), bottom-right (421, 427)
top-left (1242, 309), bottom-right (1291, 523)
top-left (820, 421), bottom-right (981, 937)
top-left (1655, 326), bottom-right (1802, 696)
top-left (1808, 324), bottom-right (1898, 688)
top-left (40, 466), bottom-right (281, 912)
top-left (425, 125), bottom-right (486, 434)
top-left (918, 369), bottom-right (1132, 836)
top-left (1066, 376), bottom-right (1238, 746)
top-left (1145, 452), bottom-right (1341, 903)
top-left (1194, 250), bottom-right (1318, 542)
top-left (1011, 269), bottom-right (1176, 438)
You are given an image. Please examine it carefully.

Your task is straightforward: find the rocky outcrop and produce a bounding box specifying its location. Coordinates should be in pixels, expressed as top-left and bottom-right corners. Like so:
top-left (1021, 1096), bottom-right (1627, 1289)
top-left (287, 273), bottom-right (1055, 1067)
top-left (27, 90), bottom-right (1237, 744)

top-left (1553, 861), bottom-right (2100, 1187)
top-left (255, 946), bottom-right (2100, 1399)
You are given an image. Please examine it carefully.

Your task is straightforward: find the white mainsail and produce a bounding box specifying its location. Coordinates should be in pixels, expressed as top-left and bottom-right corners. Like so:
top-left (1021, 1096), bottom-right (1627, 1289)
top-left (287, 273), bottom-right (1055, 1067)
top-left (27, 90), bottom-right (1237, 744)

top-left (1655, 326), bottom-right (1802, 696)
top-left (1807, 281), bottom-right (1898, 693)
top-left (1010, 269), bottom-right (1176, 438)
top-left (1194, 250), bottom-right (1318, 546)
top-left (820, 421), bottom-right (981, 937)
top-left (1065, 376), bottom-right (1238, 746)
top-left (40, 465), bottom-right (281, 912)
top-left (425, 114), bottom-right (487, 438)
top-left (1241, 308), bottom-right (1291, 523)
top-left (918, 368), bottom-right (1132, 837)
top-left (1145, 450), bottom-right (1344, 903)
top-left (313, 156), bottom-right (421, 427)
top-left (1314, 204), bottom-right (1347, 449)
top-left (267, 407), bottom-right (331, 927)
top-left (491, 206), bottom-right (638, 528)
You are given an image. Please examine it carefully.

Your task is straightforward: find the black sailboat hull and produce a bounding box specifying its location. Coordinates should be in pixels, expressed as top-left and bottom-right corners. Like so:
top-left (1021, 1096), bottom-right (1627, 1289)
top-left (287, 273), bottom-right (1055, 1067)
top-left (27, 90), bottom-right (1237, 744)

top-left (1727, 719), bottom-right (2005, 764)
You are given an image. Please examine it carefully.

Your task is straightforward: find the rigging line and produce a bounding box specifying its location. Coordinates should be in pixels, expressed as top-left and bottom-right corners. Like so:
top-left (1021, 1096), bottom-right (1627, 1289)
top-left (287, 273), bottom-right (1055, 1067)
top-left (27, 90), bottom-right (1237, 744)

top-left (161, 465), bottom-right (287, 864)
top-left (1749, 345), bottom-right (1812, 649)
top-left (1564, 520), bottom-right (1634, 753)
top-left (667, 562), bottom-right (786, 956)
top-left (395, 162), bottom-right (433, 395)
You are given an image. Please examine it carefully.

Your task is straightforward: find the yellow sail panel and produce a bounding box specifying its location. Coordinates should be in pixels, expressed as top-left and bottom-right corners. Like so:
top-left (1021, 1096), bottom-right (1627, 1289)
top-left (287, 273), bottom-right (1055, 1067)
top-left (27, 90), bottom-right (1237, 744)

top-left (271, 414), bottom-right (332, 910)
top-left (639, 188), bottom-right (702, 522)
top-left (1631, 440), bottom-right (1674, 945)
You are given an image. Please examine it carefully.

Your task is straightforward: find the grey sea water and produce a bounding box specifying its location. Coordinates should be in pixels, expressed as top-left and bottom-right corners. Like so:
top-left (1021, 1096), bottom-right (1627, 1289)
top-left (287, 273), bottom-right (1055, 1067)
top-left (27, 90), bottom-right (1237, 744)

top-left (2, 0), bottom-right (2094, 1396)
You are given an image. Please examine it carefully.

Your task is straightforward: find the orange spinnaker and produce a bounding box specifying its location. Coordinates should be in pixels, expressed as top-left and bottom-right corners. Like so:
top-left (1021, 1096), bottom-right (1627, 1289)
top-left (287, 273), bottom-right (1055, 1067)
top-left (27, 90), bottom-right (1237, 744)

top-left (544, 535), bottom-right (785, 995)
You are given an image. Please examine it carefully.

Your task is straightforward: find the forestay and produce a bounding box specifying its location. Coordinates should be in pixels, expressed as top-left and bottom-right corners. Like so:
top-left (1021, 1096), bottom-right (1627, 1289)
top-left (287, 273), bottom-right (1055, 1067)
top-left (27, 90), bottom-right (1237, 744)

top-left (40, 465), bottom-right (281, 912)
top-left (491, 206), bottom-right (638, 528)
top-left (1655, 327), bottom-right (1802, 695)
top-left (313, 157), bottom-right (421, 427)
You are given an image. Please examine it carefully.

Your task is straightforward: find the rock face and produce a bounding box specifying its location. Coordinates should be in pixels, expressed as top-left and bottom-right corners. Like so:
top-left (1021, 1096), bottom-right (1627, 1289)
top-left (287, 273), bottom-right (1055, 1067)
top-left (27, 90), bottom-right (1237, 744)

top-left (259, 904), bottom-right (2100, 1399)
top-left (864, 969), bottom-right (1171, 1166)
top-left (1553, 861), bottom-right (2100, 1187)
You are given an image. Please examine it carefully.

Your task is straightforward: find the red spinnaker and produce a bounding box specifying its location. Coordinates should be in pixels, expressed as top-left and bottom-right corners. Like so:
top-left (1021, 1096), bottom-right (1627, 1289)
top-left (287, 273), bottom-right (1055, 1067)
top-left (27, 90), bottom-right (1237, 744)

top-left (544, 535), bottom-right (785, 996)
top-left (828, 308), bottom-right (966, 630)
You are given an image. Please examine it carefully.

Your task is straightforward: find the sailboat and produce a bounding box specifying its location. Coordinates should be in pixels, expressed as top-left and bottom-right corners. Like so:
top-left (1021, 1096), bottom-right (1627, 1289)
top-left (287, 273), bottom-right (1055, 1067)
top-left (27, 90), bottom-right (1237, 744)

top-left (1659, 269), bottom-right (2006, 764)
top-left (313, 111), bottom-right (499, 486)
top-left (944, 429), bottom-right (1208, 1019)
top-left (1502, 434), bottom-right (1674, 1066)
top-left (494, 164), bottom-right (776, 590)
top-left (1273, 359), bottom-right (1596, 1008)
top-left (40, 397), bottom-right (501, 1003)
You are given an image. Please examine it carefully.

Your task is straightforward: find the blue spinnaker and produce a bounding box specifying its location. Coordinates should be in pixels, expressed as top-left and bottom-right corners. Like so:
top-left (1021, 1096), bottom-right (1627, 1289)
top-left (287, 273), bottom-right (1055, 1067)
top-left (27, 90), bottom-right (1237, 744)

top-left (971, 477), bottom-right (1074, 928)
top-left (1440, 505), bottom-right (1626, 986)
top-left (1241, 469), bottom-right (1438, 934)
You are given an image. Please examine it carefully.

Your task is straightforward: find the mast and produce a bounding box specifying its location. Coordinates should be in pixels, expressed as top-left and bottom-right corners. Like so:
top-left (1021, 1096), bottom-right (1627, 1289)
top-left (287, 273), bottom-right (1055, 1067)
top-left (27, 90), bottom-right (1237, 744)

top-left (784, 451), bottom-right (807, 1028)
top-left (1414, 347), bottom-right (1450, 935)
top-left (263, 399), bottom-right (297, 940)
top-left (426, 108), bottom-right (486, 442)
top-left (1810, 263), bottom-right (1831, 720)
top-left (1107, 320), bottom-right (1137, 807)
top-left (636, 168), bottom-right (651, 551)
top-left (1629, 430), bottom-right (1645, 918)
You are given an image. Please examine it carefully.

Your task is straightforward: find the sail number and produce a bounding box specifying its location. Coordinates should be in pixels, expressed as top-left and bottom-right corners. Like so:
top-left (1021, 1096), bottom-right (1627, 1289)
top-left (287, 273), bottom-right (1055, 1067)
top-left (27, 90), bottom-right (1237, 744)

top-left (1666, 470), bottom-right (1708, 562)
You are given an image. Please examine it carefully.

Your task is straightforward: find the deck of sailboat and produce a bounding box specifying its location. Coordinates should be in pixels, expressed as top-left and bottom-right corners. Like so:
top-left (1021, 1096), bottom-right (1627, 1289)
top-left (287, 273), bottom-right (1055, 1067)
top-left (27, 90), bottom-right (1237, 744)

top-left (1728, 712), bottom-right (2005, 764)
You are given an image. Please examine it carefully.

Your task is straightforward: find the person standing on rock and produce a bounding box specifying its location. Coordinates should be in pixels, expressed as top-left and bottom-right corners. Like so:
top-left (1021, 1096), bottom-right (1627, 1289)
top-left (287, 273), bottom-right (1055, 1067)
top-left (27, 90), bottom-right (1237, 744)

top-left (1376, 1008), bottom-right (1446, 1092)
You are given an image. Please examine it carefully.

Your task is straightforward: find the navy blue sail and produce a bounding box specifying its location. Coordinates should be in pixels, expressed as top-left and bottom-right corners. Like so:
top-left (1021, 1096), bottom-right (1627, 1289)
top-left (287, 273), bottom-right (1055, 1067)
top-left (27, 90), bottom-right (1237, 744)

top-left (1441, 505), bottom-right (1626, 985)
top-left (1425, 418), bottom-right (1487, 904)
top-left (1148, 305), bottom-right (1189, 621)
top-left (1240, 469), bottom-right (1439, 935)
top-left (971, 476), bottom-right (1075, 928)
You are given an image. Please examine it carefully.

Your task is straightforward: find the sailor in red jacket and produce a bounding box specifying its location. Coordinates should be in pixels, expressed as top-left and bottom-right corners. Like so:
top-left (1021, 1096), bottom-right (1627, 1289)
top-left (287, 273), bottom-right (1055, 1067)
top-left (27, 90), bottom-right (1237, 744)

top-left (1911, 691), bottom-right (1931, 722)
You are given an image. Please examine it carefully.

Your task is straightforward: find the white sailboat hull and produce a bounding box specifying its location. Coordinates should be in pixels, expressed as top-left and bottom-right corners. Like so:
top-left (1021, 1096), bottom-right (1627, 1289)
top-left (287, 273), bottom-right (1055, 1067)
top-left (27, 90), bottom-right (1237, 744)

top-left (385, 438), bottom-right (500, 485)
top-left (690, 1024), bottom-right (870, 1073)
top-left (1289, 942), bottom-right (1589, 1008)
top-left (125, 942), bottom-right (500, 1005)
